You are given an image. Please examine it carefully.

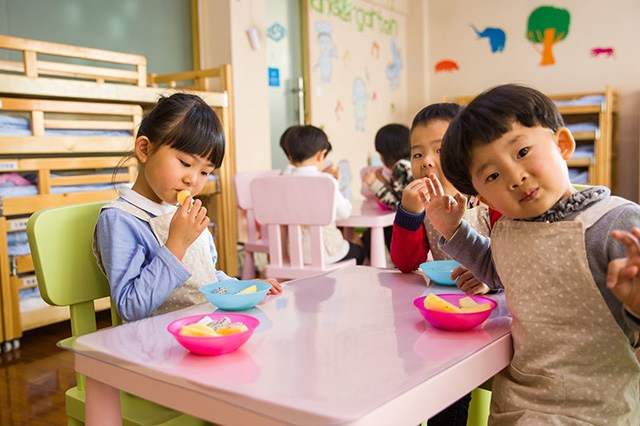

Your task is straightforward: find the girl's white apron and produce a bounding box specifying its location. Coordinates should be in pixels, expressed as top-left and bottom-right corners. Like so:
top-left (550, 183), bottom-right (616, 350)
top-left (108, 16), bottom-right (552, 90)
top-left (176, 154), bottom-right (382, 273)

top-left (490, 196), bottom-right (640, 424)
top-left (97, 201), bottom-right (217, 316)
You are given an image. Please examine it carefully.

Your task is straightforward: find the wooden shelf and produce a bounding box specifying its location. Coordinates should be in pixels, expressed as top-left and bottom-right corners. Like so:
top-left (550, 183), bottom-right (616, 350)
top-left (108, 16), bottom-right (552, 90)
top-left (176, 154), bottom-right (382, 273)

top-left (454, 86), bottom-right (617, 190)
top-left (567, 158), bottom-right (592, 168)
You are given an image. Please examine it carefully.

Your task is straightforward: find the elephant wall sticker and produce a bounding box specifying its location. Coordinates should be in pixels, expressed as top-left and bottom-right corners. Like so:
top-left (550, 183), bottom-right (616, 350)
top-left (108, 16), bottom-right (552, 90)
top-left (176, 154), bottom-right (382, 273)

top-left (470, 24), bottom-right (506, 53)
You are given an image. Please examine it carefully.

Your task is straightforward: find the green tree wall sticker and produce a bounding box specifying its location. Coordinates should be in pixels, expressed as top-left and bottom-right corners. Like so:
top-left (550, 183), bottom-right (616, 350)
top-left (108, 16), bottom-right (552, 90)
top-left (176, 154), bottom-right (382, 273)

top-left (526, 6), bottom-right (571, 66)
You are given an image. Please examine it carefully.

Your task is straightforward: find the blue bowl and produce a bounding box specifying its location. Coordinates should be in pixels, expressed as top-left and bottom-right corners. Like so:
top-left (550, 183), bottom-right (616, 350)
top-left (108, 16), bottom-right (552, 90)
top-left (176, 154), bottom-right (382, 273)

top-left (419, 260), bottom-right (461, 286)
top-left (199, 280), bottom-right (270, 311)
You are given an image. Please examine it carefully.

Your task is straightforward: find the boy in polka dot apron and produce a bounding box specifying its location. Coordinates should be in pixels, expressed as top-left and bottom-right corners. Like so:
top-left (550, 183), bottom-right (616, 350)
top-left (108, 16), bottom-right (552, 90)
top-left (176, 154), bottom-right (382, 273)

top-left (422, 84), bottom-right (640, 425)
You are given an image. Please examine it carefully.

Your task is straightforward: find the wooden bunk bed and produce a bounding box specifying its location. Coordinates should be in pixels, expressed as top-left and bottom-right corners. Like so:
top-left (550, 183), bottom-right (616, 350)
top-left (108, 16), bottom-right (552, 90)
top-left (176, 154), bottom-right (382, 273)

top-left (0, 35), bottom-right (237, 352)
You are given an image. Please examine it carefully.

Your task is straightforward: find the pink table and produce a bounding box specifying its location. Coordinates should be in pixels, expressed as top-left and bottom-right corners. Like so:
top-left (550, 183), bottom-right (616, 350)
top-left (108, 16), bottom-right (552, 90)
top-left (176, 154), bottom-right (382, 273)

top-left (337, 199), bottom-right (395, 268)
top-left (60, 266), bottom-right (512, 425)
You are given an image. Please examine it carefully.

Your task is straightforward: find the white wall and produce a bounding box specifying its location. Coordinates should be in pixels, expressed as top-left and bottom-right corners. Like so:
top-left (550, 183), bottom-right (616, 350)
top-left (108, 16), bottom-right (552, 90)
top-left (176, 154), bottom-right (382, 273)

top-left (426, 0), bottom-right (640, 201)
top-left (199, 0), bottom-right (272, 174)
top-left (305, 0), bottom-right (413, 199)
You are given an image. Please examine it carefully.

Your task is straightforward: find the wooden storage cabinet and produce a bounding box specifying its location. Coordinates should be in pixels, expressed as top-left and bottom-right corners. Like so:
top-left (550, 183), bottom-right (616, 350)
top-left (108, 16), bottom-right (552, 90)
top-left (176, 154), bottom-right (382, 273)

top-left (0, 35), bottom-right (237, 351)
top-left (551, 86), bottom-right (617, 191)
top-left (455, 86), bottom-right (617, 191)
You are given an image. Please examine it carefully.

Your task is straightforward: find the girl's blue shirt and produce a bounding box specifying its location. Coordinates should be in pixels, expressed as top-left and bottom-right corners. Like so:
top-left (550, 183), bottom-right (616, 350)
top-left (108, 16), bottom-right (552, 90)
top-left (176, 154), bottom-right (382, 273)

top-left (95, 188), bottom-right (235, 321)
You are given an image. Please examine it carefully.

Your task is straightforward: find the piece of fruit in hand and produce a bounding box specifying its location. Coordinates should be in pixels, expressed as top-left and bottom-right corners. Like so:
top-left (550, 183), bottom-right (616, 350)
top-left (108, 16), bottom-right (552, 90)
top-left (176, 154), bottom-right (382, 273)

top-left (177, 190), bottom-right (191, 206)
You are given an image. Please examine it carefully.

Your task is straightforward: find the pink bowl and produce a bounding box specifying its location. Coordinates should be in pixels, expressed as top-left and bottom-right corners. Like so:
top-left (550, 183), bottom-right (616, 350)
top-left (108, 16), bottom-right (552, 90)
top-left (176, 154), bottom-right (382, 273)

top-left (413, 293), bottom-right (497, 331)
top-left (375, 199), bottom-right (393, 211)
top-left (167, 313), bottom-right (260, 356)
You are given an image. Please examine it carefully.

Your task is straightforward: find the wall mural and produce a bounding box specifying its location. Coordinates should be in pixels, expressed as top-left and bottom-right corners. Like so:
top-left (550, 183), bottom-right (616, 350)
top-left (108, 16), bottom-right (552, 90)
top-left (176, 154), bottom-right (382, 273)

top-left (434, 59), bottom-right (459, 73)
top-left (308, 0), bottom-right (404, 134)
top-left (314, 21), bottom-right (338, 83)
top-left (470, 24), bottom-right (506, 53)
top-left (591, 47), bottom-right (615, 58)
top-left (352, 76), bottom-right (368, 132)
top-left (526, 5), bottom-right (571, 66)
top-left (386, 39), bottom-right (403, 89)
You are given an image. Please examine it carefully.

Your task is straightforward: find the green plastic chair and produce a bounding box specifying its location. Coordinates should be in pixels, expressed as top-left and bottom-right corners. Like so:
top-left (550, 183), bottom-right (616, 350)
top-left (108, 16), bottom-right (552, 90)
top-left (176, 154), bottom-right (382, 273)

top-left (27, 201), bottom-right (209, 426)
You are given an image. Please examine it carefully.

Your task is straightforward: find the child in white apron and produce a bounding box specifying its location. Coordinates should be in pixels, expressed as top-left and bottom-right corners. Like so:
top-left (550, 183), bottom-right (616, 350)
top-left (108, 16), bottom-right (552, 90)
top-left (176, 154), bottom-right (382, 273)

top-left (424, 84), bottom-right (640, 424)
top-left (94, 93), bottom-right (281, 322)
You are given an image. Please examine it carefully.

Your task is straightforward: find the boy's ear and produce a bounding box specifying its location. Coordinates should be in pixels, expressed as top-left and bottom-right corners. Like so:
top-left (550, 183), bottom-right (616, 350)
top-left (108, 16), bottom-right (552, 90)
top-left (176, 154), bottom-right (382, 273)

top-left (555, 127), bottom-right (575, 161)
top-left (315, 149), bottom-right (327, 162)
top-left (134, 136), bottom-right (152, 163)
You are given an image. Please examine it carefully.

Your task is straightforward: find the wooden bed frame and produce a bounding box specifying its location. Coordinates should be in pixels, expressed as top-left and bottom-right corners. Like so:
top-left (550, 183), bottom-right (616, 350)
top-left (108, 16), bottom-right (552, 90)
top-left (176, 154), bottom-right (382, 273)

top-left (0, 35), bottom-right (238, 352)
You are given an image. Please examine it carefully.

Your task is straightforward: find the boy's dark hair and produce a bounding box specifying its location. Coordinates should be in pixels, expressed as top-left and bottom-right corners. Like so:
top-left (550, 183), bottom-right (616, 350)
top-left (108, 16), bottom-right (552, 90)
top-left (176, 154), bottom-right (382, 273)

top-left (411, 102), bottom-right (462, 130)
top-left (441, 84), bottom-right (565, 195)
top-left (374, 124), bottom-right (410, 166)
top-left (137, 93), bottom-right (225, 168)
top-left (280, 125), bottom-right (332, 163)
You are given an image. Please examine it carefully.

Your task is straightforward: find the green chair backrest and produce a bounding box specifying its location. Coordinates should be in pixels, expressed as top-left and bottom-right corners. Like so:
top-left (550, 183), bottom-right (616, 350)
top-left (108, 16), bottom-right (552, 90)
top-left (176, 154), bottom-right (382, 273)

top-left (26, 201), bottom-right (120, 338)
top-left (27, 201), bottom-right (205, 425)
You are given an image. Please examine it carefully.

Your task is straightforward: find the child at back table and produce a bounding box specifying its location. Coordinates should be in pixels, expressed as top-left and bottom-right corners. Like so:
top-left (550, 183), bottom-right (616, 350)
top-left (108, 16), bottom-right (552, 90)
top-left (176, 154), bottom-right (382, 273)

top-left (361, 123), bottom-right (412, 254)
top-left (391, 103), bottom-right (500, 295)
top-left (280, 125), bottom-right (366, 265)
top-left (94, 93), bottom-right (281, 322)
top-left (424, 84), bottom-right (640, 424)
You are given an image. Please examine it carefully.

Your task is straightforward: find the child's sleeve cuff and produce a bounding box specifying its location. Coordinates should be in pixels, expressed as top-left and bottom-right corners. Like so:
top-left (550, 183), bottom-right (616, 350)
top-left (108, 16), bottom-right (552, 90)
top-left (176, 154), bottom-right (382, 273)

top-left (394, 204), bottom-right (425, 231)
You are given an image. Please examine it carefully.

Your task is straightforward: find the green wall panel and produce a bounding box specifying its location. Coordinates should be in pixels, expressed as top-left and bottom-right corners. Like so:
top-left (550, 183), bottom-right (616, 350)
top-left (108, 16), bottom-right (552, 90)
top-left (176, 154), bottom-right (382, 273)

top-left (0, 0), bottom-right (192, 74)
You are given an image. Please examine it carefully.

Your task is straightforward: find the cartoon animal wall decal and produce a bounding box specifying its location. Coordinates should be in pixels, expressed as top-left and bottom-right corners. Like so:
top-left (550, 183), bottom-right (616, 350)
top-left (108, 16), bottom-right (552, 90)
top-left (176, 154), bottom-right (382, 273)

top-left (371, 41), bottom-right (380, 59)
top-left (314, 21), bottom-right (338, 83)
top-left (352, 77), bottom-right (368, 132)
top-left (335, 100), bottom-right (343, 121)
top-left (591, 47), bottom-right (615, 58)
top-left (434, 59), bottom-right (459, 73)
top-left (343, 49), bottom-right (350, 66)
top-left (470, 24), bottom-right (506, 52)
top-left (386, 39), bottom-right (403, 89)
top-left (526, 6), bottom-right (571, 66)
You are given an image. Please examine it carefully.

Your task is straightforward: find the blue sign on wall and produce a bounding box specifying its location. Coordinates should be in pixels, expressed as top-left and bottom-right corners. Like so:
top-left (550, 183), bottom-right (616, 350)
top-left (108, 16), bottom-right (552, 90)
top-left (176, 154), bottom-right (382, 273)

top-left (268, 67), bottom-right (280, 87)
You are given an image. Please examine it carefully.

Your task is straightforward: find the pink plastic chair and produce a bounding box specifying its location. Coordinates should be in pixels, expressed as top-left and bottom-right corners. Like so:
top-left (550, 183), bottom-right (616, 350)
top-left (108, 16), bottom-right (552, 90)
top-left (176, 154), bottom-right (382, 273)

top-left (250, 174), bottom-right (356, 280)
top-left (233, 170), bottom-right (281, 279)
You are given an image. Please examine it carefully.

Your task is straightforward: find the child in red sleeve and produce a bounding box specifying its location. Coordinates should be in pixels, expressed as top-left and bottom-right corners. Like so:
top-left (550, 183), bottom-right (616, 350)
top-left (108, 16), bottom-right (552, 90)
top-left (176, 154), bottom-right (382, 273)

top-left (390, 103), bottom-right (501, 295)
top-left (390, 103), bottom-right (502, 426)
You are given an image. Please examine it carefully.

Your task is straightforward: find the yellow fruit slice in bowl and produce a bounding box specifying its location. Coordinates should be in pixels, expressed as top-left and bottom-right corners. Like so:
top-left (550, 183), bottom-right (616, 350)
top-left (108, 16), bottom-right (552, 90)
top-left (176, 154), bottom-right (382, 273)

top-left (235, 285), bottom-right (257, 295)
top-left (423, 293), bottom-right (461, 313)
top-left (179, 323), bottom-right (219, 337)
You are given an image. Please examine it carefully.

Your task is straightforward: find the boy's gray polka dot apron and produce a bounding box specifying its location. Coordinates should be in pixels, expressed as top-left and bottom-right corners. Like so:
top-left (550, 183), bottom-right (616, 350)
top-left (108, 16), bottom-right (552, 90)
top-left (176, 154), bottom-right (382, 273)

top-left (490, 197), bottom-right (640, 425)
top-left (97, 201), bottom-right (217, 316)
top-left (424, 204), bottom-right (491, 261)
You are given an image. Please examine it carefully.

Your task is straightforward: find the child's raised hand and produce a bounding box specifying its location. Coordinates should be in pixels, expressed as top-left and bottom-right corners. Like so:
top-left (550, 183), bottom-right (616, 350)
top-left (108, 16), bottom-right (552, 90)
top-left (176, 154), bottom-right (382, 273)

top-left (607, 228), bottom-right (640, 316)
top-left (423, 173), bottom-right (467, 240)
top-left (259, 278), bottom-right (283, 295)
top-left (401, 178), bottom-right (430, 214)
top-left (165, 196), bottom-right (210, 261)
top-left (451, 266), bottom-right (490, 295)
top-left (322, 163), bottom-right (339, 179)
top-left (363, 170), bottom-right (377, 186)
